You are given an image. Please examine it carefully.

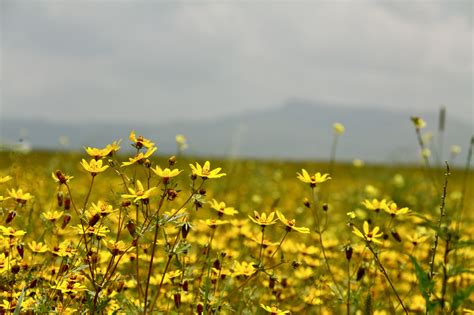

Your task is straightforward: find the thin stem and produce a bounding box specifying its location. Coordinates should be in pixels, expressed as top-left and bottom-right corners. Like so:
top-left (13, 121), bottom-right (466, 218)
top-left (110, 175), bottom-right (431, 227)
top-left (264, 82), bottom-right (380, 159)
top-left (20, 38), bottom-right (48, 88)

top-left (367, 244), bottom-right (408, 314)
top-left (428, 162), bottom-right (450, 281)
top-left (346, 260), bottom-right (351, 315)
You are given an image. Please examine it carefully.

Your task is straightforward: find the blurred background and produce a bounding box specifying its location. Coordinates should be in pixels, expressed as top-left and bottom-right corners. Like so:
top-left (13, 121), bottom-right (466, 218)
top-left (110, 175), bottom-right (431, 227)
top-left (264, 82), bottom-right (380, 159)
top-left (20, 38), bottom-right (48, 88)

top-left (1, 1), bottom-right (472, 164)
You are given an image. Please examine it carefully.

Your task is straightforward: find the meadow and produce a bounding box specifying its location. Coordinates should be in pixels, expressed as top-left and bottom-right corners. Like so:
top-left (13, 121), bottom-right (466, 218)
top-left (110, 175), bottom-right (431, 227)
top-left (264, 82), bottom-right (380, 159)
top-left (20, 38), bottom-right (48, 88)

top-left (0, 122), bottom-right (472, 314)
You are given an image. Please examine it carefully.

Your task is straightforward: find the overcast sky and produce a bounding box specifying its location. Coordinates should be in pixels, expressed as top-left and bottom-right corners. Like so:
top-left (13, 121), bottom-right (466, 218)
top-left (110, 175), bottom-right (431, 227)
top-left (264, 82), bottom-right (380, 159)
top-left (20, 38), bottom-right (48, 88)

top-left (1, 0), bottom-right (472, 124)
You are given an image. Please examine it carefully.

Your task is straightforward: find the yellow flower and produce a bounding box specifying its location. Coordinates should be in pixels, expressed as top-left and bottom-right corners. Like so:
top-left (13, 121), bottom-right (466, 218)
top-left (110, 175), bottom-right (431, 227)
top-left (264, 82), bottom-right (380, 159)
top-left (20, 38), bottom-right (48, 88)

top-left (276, 210), bottom-right (310, 233)
top-left (81, 159), bottom-right (109, 175)
top-left (28, 241), bottom-right (49, 253)
top-left (382, 201), bottom-right (410, 217)
top-left (232, 261), bottom-right (257, 277)
top-left (75, 225), bottom-right (110, 238)
top-left (42, 210), bottom-right (64, 222)
top-left (90, 201), bottom-right (116, 217)
top-left (129, 130), bottom-right (154, 149)
top-left (333, 122), bottom-right (345, 135)
top-left (51, 170), bottom-right (74, 185)
top-left (361, 199), bottom-right (386, 212)
top-left (209, 199), bottom-right (238, 216)
top-left (248, 211), bottom-right (278, 226)
top-left (352, 221), bottom-right (383, 244)
top-left (0, 196), bottom-right (10, 202)
top-left (7, 188), bottom-right (33, 204)
top-left (260, 304), bottom-right (290, 314)
top-left (411, 116), bottom-right (426, 129)
top-left (176, 134), bottom-right (188, 150)
top-left (189, 161), bottom-right (226, 179)
top-left (103, 240), bottom-right (132, 255)
top-left (121, 180), bottom-right (158, 203)
top-left (0, 226), bottom-right (26, 238)
top-left (50, 241), bottom-right (77, 257)
top-left (53, 281), bottom-right (87, 294)
top-left (151, 166), bottom-right (182, 181)
top-left (121, 147), bottom-right (157, 167)
top-left (296, 169), bottom-right (331, 187)
top-left (450, 145), bottom-right (461, 156)
top-left (0, 176), bottom-right (12, 184)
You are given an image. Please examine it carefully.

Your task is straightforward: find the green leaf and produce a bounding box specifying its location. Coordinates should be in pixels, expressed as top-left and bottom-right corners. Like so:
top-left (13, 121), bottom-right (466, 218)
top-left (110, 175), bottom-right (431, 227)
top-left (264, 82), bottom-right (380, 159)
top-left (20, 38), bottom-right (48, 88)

top-left (409, 255), bottom-right (437, 312)
top-left (13, 287), bottom-right (26, 315)
top-left (452, 284), bottom-right (474, 310)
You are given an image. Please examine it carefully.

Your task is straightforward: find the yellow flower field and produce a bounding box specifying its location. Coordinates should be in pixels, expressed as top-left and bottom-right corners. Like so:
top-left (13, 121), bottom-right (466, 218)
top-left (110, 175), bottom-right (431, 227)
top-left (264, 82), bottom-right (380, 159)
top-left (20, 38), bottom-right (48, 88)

top-left (0, 129), bottom-right (472, 314)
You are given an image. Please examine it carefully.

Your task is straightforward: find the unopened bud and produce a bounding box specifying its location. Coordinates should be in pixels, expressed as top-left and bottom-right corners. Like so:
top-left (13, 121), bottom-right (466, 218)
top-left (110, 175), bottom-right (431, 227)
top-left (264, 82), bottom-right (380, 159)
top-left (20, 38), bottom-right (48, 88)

top-left (345, 246), bottom-right (353, 261)
top-left (64, 197), bottom-right (71, 210)
top-left (303, 198), bottom-right (311, 208)
top-left (62, 214), bottom-right (72, 229)
top-left (88, 213), bottom-right (100, 227)
top-left (6, 210), bottom-right (16, 224)
top-left (16, 244), bottom-right (24, 258)
top-left (356, 267), bottom-right (365, 281)
top-left (127, 220), bottom-right (136, 237)
top-left (174, 293), bottom-right (181, 309)
top-left (168, 156), bottom-right (177, 166)
top-left (57, 192), bottom-right (64, 207)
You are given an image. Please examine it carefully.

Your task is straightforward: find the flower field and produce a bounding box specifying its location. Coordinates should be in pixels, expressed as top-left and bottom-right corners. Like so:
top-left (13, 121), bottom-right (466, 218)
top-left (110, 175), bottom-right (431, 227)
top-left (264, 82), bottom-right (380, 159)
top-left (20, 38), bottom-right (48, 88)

top-left (0, 126), bottom-right (472, 314)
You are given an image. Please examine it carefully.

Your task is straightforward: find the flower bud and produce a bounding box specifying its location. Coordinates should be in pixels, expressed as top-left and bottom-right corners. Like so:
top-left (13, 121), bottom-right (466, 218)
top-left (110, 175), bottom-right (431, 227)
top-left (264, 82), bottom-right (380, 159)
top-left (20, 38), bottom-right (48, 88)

top-left (62, 214), bottom-right (72, 229)
top-left (345, 246), bottom-right (353, 261)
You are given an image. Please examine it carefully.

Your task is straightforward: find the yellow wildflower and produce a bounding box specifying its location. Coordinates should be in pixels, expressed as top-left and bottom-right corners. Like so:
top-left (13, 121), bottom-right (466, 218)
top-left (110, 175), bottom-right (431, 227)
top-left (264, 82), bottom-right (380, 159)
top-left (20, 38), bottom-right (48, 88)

top-left (189, 161), bottom-right (226, 179)
top-left (297, 169), bottom-right (331, 187)
top-left (81, 159), bottom-right (109, 175)
top-left (276, 210), bottom-right (310, 233)
top-left (0, 176), bottom-right (12, 184)
top-left (411, 116), bottom-right (426, 129)
top-left (7, 188), bottom-right (33, 204)
top-left (333, 122), bottom-right (345, 135)
top-left (121, 180), bottom-right (158, 203)
top-left (28, 241), bottom-right (49, 253)
top-left (382, 201), bottom-right (410, 217)
top-left (352, 221), bottom-right (383, 244)
top-left (209, 199), bottom-right (238, 216)
top-left (121, 147), bottom-right (157, 167)
top-left (260, 304), bottom-right (290, 314)
top-left (129, 130), bottom-right (154, 149)
top-left (248, 211), bottom-right (278, 226)
top-left (151, 166), bottom-right (182, 182)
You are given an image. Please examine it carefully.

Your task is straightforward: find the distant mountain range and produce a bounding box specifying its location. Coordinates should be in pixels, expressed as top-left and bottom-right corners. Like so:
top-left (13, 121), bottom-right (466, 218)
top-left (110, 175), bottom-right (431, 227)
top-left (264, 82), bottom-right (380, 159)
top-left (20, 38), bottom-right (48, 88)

top-left (1, 100), bottom-right (472, 164)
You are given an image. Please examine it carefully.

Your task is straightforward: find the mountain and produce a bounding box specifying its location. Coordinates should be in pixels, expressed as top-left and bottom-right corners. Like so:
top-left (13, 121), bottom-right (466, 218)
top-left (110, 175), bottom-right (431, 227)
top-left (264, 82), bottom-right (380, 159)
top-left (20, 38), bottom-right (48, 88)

top-left (1, 100), bottom-right (472, 164)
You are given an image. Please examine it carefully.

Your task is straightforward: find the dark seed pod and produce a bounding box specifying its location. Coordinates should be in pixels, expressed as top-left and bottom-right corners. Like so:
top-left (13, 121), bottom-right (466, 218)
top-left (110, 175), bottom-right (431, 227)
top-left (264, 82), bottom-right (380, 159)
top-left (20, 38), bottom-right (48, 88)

top-left (182, 280), bottom-right (189, 292)
top-left (345, 246), bottom-right (353, 261)
top-left (11, 264), bottom-right (20, 274)
top-left (16, 244), bottom-right (24, 258)
top-left (6, 210), bottom-right (16, 224)
top-left (213, 259), bottom-right (221, 270)
top-left (62, 214), bottom-right (72, 229)
top-left (356, 267), bottom-right (365, 281)
top-left (269, 276), bottom-right (276, 289)
top-left (127, 220), bottom-right (136, 237)
top-left (64, 197), bottom-right (71, 210)
top-left (197, 303), bottom-right (204, 314)
top-left (88, 213), bottom-right (100, 227)
top-left (322, 203), bottom-right (329, 212)
top-left (57, 192), bottom-right (64, 207)
top-left (391, 230), bottom-right (402, 242)
top-left (173, 293), bottom-right (181, 309)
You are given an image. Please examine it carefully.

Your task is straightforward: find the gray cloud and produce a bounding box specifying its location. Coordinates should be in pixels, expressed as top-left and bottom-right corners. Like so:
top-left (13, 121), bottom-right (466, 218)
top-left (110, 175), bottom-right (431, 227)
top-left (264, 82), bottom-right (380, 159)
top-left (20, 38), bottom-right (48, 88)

top-left (1, 1), bottom-right (472, 124)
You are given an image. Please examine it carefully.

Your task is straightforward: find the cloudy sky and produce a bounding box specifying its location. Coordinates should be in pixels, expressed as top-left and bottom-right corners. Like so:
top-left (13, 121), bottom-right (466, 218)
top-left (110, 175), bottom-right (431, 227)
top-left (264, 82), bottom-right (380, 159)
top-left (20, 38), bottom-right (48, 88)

top-left (1, 0), bottom-right (472, 124)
